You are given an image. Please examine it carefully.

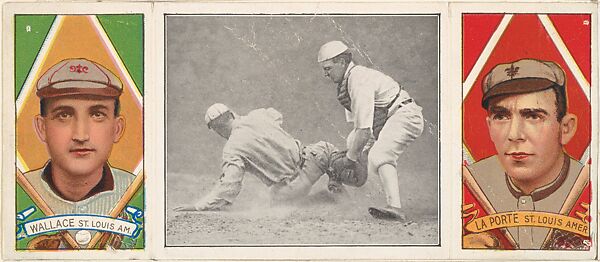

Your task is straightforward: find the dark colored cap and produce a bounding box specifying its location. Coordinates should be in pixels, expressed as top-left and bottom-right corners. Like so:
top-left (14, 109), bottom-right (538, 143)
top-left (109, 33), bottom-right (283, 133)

top-left (36, 58), bottom-right (123, 99)
top-left (482, 59), bottom-right (565, 108)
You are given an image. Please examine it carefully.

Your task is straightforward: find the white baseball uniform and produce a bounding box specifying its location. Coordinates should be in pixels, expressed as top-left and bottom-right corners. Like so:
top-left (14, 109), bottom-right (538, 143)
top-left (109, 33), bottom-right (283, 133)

top-left (342, 61), bottom-right (424, 169)
top-left (24, 162), bottom-right (136, 248)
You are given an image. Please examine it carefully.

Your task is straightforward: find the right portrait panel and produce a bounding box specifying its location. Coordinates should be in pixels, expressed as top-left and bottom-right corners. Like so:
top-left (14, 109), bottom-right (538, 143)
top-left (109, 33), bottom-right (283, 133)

top-left (462, 14), bottom-right (592, 250)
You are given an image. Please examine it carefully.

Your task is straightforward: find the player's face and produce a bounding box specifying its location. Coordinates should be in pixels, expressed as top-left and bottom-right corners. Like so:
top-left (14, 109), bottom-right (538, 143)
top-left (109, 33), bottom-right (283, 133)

top-left (320, 59), bottom-right (346, 84)
top-left (209, 116), bottom-right (233, 139)
top-left (486, 89), bottom-right (569, 184)
top-left (34, 95), bottom-right (124, 178)
top-left (211, 123), bottom-right (232, 139)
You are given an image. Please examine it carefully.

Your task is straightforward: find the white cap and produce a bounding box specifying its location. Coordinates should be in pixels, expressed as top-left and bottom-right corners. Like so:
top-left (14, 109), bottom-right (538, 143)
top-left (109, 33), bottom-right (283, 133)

top-left (205, 103), bottom-right (230, 126)
top-left (317, 41), bottom-right (349, 62)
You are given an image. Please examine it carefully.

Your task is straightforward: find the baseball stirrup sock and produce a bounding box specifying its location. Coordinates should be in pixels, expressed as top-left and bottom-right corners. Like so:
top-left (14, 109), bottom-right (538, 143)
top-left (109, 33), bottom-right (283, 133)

top-left (378, 164), bottom-right (402, 208)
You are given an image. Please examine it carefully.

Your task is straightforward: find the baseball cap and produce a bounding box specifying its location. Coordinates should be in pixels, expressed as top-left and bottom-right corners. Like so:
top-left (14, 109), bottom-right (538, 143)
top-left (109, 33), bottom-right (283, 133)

top-left (36, 58), bottom-right (123, 99)
top-left (205, 103), bottom-right (231, 127)
top-left (317, 40), bottom-right (349, 63)
top-left (481, 59), bottom-right (566, 108)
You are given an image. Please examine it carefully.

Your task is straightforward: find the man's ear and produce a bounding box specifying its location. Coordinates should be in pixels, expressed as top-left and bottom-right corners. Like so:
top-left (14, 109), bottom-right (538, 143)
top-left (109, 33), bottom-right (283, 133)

top-left (560, 113), bottom-right (577, 145)
top-left (33, 115), bottom-right (47, 143)
top-left (113, 116), bottom-right (126, 143)
top-left (341, 58), bottom-right (349, 68)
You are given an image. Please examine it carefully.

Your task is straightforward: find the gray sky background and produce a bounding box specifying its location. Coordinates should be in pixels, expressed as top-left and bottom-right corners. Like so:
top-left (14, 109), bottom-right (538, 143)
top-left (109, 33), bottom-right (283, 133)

top-left (166, 15), bottom-right (439, 206)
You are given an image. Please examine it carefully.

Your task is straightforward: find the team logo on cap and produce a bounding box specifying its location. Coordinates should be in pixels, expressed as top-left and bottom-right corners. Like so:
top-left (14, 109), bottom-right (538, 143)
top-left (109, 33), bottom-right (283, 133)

top-left (504, 64), bottom-right (520, 79)
top-left (69, 64), bottom-right (89, 74)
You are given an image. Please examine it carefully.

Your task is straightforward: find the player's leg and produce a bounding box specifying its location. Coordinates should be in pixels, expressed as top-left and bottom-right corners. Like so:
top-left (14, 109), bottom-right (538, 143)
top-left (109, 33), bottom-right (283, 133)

top-left (367, 141), bottom-right (405, 219)
top-left (270, 173), bottom-right (313, 202)
top-left (270, 141), bottom-right (339, 201)
top-left (368, 104), bottom-right (424, 220)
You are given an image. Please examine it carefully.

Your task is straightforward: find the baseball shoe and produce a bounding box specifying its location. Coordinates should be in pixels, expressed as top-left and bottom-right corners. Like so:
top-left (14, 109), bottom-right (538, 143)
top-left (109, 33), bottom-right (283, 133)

top-left (368, 205), bottom-right (407, 221)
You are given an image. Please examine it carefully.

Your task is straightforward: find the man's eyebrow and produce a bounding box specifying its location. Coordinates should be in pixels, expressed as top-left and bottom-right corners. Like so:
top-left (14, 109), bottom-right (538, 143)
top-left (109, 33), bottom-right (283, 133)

top-left (488, 105), bottom-right (509, 115)
top-left (50, 105), bottom-right (74, 114)
top-left (89, 104), bottom-right (110, 111)
top-left (519, 108), bottom-right (549, 115)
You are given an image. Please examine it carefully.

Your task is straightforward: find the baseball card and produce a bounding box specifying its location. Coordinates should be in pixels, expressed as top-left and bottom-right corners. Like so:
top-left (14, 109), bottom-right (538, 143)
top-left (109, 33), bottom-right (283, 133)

top-left (2, 1), bottom-right (599, 261)
top-left (457, 2), bottom-right (597, 260)
top-left (155, 2), bottom-right (446, 260)
top-left (2, 2), bottom-right (150, 259)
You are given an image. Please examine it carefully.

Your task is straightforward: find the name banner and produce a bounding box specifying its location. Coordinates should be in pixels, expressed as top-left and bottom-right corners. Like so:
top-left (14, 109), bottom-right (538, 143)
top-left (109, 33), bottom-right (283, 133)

top-left (22, 215), bottom-right (138, 237)
top-left (465, 211), bottom-right (589, 236)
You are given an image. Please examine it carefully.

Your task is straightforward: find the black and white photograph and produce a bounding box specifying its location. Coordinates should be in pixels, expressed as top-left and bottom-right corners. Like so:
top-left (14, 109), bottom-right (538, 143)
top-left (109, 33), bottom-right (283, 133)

top-left (165, 14), bottom-right (440, 246)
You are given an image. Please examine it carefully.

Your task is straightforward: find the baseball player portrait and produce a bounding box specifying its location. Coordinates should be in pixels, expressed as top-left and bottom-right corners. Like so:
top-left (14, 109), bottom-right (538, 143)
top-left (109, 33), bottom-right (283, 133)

top-left (317, 40), bottom-right (424, 221)
top-left (174, 103), bottom-right (366, 211)
top-left (22, 58), bottom-right (136, 249)
top-left (462, 59), bottom-right (590, 250)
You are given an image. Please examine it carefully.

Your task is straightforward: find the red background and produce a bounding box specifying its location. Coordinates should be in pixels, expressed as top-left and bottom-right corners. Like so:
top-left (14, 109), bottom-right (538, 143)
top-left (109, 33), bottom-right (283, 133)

top-left (462, 14), bottom-right (592, 249)
top-left (462, 14), bottom-right (591, 161)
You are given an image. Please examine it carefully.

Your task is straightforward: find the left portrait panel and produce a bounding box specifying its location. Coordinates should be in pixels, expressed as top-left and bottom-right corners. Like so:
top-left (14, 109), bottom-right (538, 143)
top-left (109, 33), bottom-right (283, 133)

top-left (12, 14), bottom-right (144, 250)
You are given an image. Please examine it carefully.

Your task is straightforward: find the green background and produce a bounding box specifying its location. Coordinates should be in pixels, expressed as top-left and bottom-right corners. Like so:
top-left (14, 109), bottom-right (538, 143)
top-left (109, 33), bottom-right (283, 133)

top-left (14, 14), bottom-right (144, 97)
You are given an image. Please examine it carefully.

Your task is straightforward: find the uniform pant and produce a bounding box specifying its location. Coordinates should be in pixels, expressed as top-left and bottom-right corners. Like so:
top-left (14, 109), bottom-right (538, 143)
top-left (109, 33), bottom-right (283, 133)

top-left (368, 102), bottom-right (424, 169)
top-left (269, 141), bottom-right (337, 202)
top-left (346, 102), bottom-right (424, 169)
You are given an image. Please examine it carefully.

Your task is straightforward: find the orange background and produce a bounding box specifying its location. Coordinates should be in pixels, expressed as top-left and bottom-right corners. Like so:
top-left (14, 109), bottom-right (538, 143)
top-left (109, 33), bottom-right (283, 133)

top-left (17, 16), bottom-right (143, 173)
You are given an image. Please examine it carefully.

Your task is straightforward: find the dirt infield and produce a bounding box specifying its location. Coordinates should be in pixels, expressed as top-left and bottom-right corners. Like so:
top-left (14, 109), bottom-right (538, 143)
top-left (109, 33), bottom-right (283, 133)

top-left (166, 167), bottom-right (438, 246)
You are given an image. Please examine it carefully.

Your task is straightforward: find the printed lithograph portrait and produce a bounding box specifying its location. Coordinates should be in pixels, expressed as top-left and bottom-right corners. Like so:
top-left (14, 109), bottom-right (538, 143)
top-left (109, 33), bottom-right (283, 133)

top-left (462, 13), bottom-right (593, 250)
top-left (13, 14), bottom-right (144, 250)
top-left (165, 13), bottom-right (440, 248)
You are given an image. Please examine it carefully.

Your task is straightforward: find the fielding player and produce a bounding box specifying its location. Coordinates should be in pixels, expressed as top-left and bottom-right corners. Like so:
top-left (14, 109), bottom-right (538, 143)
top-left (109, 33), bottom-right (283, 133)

top-left (174, 104), bottom-right (363, 211)
top-left (463, 59), bottom-right (588, 249)
top-left (318, 41), bottom-right (424, 221)
top-left (25, 58), bottom-right (135, 249)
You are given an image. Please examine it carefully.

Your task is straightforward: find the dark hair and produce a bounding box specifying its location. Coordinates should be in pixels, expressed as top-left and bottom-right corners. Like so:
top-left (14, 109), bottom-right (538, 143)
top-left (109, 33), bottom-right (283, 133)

top-left (331, 50), bottom-right (352, 65)
top-left (551, 85), bottom-right (567, 121)
top-left (40, 98), bottom-right (120, 117)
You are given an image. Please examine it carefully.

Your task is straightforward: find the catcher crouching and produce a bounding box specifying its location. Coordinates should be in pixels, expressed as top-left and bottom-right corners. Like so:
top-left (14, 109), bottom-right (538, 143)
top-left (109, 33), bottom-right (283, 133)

top-left (174, 103), bottom-right (367, 211)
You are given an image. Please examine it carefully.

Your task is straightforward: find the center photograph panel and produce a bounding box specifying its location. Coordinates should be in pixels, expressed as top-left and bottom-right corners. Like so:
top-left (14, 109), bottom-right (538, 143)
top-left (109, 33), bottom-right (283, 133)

top-left (165, 14), bottom-right (440, 246)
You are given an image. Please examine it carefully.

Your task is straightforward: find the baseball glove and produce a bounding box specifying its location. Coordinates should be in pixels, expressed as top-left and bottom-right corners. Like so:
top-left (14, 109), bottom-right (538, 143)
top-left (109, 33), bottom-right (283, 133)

top-left (463, 232), bottom-right (500, 249)
top-left (27, 234), bottom-right (64, 250)
top-left (329, 150), bottom-right (368, 187)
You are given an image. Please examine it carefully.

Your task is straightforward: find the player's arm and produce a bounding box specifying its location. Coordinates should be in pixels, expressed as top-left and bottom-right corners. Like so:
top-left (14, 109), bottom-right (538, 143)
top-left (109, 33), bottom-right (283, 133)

top-left (347, 77), bottom-right (375, 161)
top-left (196, 164), bottom-right (244, 210)
top-left (347, 128), bottom-right (371, 161)
top-left (174, 164), bottom-right (244, 211)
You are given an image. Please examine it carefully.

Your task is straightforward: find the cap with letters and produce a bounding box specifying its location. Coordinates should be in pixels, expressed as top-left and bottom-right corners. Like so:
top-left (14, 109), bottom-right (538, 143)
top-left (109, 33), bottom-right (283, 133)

top-left (481, 59), bottom-right (566, 108)
top-left (317, 40), bottom-right (349, 63)
top-left (205, 103), bottom-right (231, 127)
top-left (36, 58), bottom-right (123, 98)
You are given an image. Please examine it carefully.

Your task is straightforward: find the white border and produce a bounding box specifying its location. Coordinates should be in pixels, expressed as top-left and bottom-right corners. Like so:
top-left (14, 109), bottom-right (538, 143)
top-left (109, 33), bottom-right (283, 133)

top-left (153, 1), bottom-right (449, 260)
top-left (2, 2), bottom-right (152, 260)
top-left (452, 2), bottom-right (598, 260)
